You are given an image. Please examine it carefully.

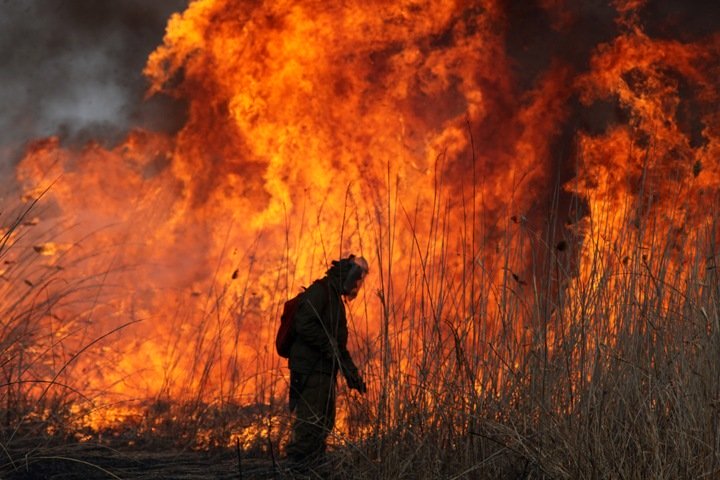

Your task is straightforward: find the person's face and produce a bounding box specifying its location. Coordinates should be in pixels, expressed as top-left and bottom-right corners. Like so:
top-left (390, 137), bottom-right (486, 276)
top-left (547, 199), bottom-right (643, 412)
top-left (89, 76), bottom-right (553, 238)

top-left (343, 256), bottom-right (369, 300)
top-left (346, 274), bottom-right (365, 300)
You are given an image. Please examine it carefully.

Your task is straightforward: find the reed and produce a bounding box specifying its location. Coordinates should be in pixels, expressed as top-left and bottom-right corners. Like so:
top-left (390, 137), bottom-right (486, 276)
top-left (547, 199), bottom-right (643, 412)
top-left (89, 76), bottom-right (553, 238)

top-left (0, 169), bottom-right (718, 480)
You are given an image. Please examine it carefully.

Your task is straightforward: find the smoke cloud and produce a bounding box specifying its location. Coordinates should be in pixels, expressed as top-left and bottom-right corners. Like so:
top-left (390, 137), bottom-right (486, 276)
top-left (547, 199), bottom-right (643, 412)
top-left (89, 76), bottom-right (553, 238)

top-left (0, 0), bottom-right (187, 177)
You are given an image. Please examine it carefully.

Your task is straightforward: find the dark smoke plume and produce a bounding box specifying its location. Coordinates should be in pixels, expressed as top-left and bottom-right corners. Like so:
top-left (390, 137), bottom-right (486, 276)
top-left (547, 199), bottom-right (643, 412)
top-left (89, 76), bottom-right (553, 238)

top-left (0, 0), bottom-right (188, 178)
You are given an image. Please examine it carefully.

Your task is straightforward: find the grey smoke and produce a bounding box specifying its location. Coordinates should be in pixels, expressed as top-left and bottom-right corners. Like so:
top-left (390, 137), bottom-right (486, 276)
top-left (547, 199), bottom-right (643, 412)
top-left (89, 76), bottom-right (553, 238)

top-left (0, 0), bottom-right (188, 173)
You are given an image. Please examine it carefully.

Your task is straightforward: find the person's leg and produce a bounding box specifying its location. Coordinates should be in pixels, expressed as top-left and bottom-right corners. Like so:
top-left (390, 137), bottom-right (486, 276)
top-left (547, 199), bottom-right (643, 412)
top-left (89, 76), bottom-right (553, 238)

top-left (285, 372), bottom-right (335, 464)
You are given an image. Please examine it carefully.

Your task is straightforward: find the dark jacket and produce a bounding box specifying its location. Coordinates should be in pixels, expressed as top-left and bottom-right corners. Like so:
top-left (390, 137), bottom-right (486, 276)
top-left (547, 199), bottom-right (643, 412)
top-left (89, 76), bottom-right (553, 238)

top-left (288, 274), bottom-right (358, 378)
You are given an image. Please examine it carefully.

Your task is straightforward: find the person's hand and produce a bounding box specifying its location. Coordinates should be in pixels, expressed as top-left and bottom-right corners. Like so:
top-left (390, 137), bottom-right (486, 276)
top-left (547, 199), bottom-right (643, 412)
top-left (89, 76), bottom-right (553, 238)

top-left (346, 370), bottom-right (367, 394)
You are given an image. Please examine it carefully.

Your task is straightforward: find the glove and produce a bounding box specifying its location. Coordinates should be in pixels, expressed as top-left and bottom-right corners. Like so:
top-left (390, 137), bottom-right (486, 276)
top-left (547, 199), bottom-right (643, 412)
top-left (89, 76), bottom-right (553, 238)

top-left (346, 370), bottom-right (367, 394)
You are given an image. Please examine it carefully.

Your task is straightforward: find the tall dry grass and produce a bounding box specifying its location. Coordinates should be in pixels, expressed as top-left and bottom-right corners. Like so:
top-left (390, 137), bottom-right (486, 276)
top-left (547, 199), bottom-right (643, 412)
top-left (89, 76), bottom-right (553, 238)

top-left (323, 177), bottom-right (720, 479)
top-left (0, 171), bottom-right (718, 480)
top-left (0, 195), bottom-right (147, 474)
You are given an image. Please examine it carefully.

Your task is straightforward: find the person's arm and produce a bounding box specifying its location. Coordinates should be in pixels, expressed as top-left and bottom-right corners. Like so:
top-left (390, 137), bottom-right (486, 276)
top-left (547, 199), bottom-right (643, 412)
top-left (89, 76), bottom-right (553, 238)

top-left (337, 322), bottom-right (367, 394)
top-left (338, 344), bottom-right (357, 377)
top-left (293, 281), bottom-right (335, 358)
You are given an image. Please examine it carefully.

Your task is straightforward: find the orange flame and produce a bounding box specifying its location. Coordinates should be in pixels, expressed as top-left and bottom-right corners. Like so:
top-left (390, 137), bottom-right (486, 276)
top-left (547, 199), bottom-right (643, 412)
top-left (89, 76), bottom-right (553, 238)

top-left (7, 0), bottom-right (720, 444)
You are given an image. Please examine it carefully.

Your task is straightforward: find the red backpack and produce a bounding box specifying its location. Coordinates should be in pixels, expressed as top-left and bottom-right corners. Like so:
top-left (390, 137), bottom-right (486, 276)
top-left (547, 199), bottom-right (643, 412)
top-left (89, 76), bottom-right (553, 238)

top-left (275, 281), bottom-right (330, 358)
top-left (275, 290), bottom-right (305, 358)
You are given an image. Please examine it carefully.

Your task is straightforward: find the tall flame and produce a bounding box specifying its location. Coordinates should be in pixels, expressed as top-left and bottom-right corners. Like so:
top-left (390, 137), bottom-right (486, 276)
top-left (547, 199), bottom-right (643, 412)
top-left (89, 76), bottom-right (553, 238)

top-left (7, 0), bottom-right (720, 443)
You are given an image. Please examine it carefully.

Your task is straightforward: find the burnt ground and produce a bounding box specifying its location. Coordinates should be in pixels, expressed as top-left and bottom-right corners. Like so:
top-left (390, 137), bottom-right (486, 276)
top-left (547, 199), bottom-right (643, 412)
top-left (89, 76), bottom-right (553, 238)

top-left (1, 445), bottom-right (291, 480)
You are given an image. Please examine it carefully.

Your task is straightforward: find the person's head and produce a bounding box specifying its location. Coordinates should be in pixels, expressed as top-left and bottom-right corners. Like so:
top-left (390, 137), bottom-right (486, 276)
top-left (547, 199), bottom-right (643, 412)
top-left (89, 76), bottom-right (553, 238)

top-left (343, 255), bottom-right (369, 300)
top-left (329, 254), bottom-right (369, 300)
